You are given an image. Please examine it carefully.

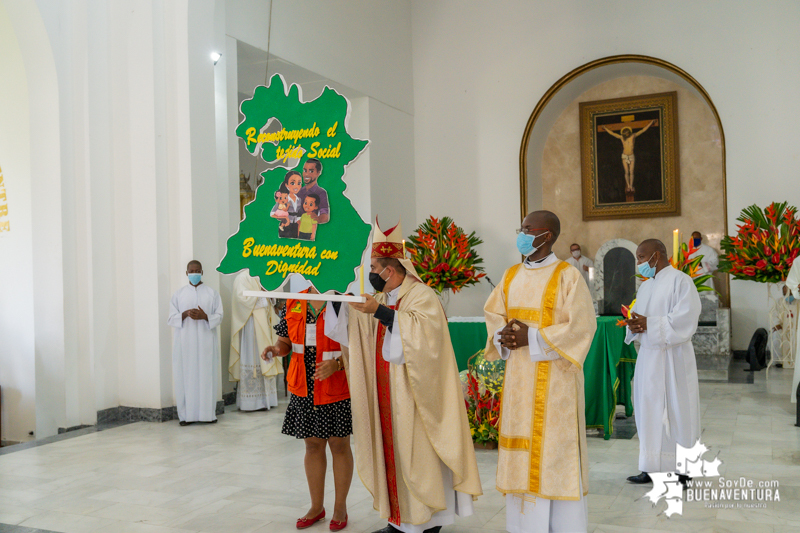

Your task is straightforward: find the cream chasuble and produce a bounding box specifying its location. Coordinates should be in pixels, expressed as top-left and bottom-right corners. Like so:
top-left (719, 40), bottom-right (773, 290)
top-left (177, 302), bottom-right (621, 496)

top-left (229, 272), bottom-right (283, 410)
top-left (484, 256), bottom-right (596, 503)
top-left (335, 276), bottom-right (482, 528)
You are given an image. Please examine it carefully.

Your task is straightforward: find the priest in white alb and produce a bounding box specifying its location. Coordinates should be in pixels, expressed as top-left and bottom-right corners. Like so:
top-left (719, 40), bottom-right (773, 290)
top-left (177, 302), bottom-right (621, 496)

top-left (785, 256), bottom-right (800, 402)
top-left (229, 271), bottom-right (283, 411)
top-left (484, 210), bottom-right (596, 533)
top-left (325, 220), bottom-right (482, 533)
top-left (625, 239), bottom-right (702, 486)
top-left (688, 231), bottom-right (719, 289)
top-left (168, 260), bottom-right (224, 425)
top-left (566, 243), bottom-right (594, 290)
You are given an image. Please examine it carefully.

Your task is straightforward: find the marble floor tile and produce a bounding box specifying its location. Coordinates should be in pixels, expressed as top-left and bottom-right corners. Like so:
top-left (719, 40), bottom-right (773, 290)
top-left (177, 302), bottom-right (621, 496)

top-left (587, 493), bottom-right (617, 510)
top-left (88, 488), bottom-right (182, 507)
top-left (87, 522), bottom-right (197, 533)
top-left (0, 503), bottom-right (40, 527)
top-left (593, 525), bottom-right (672, 533)
top-left (18, 511), bottom-right (117, 533)
top-left (2, 364), bottom-right (800, 533)
top-left (168, 512), bottom-right (269, 533)
top-left (88, 502), bottom-right (184, 526)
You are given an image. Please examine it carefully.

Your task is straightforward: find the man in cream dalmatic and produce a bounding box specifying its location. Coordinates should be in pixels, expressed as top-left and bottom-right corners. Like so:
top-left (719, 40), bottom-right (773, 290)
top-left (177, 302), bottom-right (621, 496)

top-left (484, 210), bottom-right (596, 533)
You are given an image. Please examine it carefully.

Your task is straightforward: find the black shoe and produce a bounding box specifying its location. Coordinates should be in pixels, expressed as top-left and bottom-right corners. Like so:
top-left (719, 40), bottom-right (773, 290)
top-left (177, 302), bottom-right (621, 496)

top-left (423, 528), bottom-right (442, 533)
top-left (678, 474), bottom-right (692, 489)
top-left (372, 526), bottom-right (402, 533)
top-left (179, 421), bottom-right (193, 426)
top-left (627, 472), bottom-right (652, 484)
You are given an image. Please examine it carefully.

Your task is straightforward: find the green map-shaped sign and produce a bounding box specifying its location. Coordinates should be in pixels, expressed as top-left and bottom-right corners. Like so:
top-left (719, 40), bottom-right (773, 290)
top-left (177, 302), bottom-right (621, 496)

top-left (218, 74), bottom-right (370, 292)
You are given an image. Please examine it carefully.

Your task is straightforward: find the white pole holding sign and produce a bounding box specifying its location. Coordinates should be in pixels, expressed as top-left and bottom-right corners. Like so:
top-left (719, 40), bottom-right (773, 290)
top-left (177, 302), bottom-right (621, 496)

top-left (243, 290), bottom-right (366, 303)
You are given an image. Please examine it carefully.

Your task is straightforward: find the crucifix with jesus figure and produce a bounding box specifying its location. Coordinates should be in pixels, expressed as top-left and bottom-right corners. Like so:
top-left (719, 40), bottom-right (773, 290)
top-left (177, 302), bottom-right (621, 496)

top-left (598, 116), bottom-right (659, 203)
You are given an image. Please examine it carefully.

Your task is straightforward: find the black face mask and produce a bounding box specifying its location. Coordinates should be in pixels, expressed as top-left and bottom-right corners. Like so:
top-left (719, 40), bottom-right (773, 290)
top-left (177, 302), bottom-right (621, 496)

top-left (369, 267), bottom-right (388, 292)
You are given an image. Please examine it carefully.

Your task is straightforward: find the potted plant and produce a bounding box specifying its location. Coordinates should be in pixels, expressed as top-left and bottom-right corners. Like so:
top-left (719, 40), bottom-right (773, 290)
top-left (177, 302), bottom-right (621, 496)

top-left (463, 350), bottom-right (504, 449)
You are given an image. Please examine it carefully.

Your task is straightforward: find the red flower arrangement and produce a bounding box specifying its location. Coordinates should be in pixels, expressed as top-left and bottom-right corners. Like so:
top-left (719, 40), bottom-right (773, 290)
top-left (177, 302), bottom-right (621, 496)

top-left (671, 239), bottom-right (716, 293)
top-left (719, 202), bottom-right (800, 284)
top-left (463, 350), bottom-right (503, 447)
top-left (406, 216), bottom-right (486, 294)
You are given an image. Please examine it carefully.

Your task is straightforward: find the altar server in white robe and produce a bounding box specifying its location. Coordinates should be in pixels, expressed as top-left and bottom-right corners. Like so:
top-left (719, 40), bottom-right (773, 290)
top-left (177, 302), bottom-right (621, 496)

top-left (689, 231), bottom-right (719, 289)
top-left (785, 258), bottom-right (800, 402)
top-left (168, 260), bottom-right (224, 425)
top-left (625, 239), bottom-right (701, 485)
top-left (229, 271), bottom-right (283, 411)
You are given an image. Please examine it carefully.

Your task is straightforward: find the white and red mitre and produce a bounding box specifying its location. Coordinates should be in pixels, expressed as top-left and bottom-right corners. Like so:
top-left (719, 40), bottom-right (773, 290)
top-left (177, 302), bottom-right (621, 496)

top-left (371, 218), bottom-right (422, 281)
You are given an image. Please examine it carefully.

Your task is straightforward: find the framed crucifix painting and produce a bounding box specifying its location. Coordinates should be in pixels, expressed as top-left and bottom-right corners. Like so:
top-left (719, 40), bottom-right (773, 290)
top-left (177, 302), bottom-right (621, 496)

top-left (579, 91), bottom-right (680, 220)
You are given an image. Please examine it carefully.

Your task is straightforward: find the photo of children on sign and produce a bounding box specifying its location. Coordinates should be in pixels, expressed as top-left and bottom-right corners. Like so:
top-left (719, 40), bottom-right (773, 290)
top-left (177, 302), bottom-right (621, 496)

top-left (268, 159), bottom-right (330, 241)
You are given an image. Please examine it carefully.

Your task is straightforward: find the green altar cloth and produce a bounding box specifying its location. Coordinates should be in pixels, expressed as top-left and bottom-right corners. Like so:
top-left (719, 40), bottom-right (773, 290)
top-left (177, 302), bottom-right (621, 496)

top-left (583, 316), bottom-right (637, 439)
top-left (448, 319), bottom-right (491, 370)
top-left (448, 315), bottom-right (637, 440)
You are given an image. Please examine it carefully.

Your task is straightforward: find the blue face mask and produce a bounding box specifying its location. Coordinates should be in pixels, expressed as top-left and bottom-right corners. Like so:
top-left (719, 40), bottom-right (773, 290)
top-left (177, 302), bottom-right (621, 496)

top-left (693, 237), bottom-right (702, 247)
top-left (188, 273), bottom-right (202, 285)
top-left (637, 253), bottom-right (656, 278)
top-left (516, 231), bottom-right (547, 257)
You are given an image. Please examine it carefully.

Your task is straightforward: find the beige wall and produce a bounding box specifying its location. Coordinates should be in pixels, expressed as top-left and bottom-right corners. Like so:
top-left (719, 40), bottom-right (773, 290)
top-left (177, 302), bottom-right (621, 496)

top-left (541, 75), bottom-right (727, 303)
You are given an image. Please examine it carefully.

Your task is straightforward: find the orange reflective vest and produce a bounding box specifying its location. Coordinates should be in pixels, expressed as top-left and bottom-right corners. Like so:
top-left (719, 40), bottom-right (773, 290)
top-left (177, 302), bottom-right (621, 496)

top-left (284, 296), bottom-right (349, 405)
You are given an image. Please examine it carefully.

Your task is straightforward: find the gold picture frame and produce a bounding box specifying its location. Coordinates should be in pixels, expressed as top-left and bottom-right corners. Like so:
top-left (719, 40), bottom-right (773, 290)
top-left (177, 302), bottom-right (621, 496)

top-left (579, 91), bottom-right (680, 220)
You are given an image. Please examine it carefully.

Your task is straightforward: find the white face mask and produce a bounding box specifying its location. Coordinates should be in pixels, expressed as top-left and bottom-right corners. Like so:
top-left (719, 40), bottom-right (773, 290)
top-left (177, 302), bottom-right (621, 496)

top-left (571, 250), bottom-right (581, 259)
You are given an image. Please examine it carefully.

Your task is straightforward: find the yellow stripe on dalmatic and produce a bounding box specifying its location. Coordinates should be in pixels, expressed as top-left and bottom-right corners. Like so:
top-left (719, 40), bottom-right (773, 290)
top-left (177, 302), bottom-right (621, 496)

top-left (503, 264), bottom-right (522, 310)
top-left (528, 360), bottom-right (551, 493)
top-left (527, 261), bottom-right (564, 492)
top-left (499, 434), bottom-right (530, 451)
top-left (540, 262), bottom-right (569, 328)
top-left (498, 263), bottom-right (522, 433)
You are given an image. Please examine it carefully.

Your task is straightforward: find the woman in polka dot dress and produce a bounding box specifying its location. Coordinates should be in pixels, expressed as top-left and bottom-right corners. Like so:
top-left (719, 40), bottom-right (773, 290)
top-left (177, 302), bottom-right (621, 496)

top-left (262, 297), bottom-right (352, 531)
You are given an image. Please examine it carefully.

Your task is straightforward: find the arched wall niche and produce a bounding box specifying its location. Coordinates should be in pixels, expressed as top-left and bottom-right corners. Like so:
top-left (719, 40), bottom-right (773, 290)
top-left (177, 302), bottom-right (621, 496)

top-left (519, 55), bottom-right (729, 305)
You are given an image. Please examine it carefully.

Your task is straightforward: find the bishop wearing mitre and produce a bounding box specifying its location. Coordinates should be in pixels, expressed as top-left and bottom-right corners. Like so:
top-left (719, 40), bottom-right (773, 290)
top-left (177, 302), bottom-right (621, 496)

top-left (325, 220), bottom-right (482, 533)
top-left (484, 210), bottom-right (596, 533)
top-left (229, 271), bottom-right (284, 411)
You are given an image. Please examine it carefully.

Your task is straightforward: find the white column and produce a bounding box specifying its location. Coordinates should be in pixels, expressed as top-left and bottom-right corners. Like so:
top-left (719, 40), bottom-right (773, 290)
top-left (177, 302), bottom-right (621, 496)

top-left (186, 0), bottom-right (225, 402)
top-left (6, 0), bottom-right (67, 440)
top-left (0, 0), bottom-right (37, 443)
top-left (217, 32), bottom-right (239, 395)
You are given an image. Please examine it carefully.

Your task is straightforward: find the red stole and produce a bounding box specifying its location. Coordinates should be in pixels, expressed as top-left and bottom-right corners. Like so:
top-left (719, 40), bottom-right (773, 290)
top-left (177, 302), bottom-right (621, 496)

top-left (375, 302), bottom-right (401, 525)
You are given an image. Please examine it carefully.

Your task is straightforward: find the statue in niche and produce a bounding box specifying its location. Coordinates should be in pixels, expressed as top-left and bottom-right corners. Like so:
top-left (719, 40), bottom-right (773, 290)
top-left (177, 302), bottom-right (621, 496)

top-left (239, 170), bottom-right (254, 220)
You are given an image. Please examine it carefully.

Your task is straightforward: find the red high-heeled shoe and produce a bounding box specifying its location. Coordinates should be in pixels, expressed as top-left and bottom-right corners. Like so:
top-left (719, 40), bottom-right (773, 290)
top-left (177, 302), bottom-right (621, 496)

top-left (329, 514), bottom-right (348, 531)
top-left (296, 509), bottom-right (325, 530)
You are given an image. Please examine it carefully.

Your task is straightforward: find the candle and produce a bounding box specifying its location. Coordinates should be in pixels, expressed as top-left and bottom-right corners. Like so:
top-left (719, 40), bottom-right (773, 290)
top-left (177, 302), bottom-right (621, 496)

top-left (402, 239), bottom-right (406, 256)
top-left (359, 265), bottom-right (365, 294)
top-left (672, 229), bottom-right (679, 267)
top-left (588, 267), bottom-right (595, 281)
